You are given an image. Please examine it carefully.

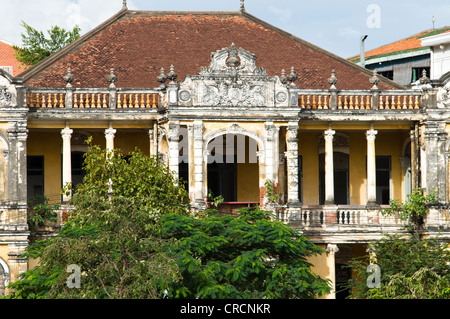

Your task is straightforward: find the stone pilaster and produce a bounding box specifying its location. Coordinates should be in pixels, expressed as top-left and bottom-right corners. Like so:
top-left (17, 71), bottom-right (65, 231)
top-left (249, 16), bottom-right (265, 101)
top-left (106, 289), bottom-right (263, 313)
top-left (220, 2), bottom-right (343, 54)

top-left (193, 120), bottom-right (206, 209)
top-left (286, 122), bottom-right (300, 206)
top-left (6, 122), bottom-right (28, 205)
top-left (167, 121), bottom-right (180, 179)
top-left (423, 121), bottom-right (447, 202)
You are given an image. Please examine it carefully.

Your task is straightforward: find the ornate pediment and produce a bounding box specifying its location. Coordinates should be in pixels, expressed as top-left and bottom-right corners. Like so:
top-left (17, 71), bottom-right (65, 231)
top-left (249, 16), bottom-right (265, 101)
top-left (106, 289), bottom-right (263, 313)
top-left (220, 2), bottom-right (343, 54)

top-left (0, 70), bottom-right (17, 108)
top-left (175, 44), bottom-right (295, 108)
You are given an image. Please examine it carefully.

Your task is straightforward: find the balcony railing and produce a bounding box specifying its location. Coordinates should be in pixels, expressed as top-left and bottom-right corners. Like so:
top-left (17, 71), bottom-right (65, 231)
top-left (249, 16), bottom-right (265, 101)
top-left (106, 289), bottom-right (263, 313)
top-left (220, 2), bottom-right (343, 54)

top-left (298, 90), bottom-right (423, 111)
top-left (277, 206), bottom-right (450, 230)
top-left (26, 88), bottom-right (163, 109)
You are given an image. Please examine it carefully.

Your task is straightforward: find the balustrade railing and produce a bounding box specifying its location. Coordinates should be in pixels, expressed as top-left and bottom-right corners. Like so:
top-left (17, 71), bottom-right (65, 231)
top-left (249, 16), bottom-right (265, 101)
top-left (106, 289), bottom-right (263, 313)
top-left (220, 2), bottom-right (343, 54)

top-left (298, 90), bottom-right (422, 111)
top-left (26, 88), bottom-right (162, 109)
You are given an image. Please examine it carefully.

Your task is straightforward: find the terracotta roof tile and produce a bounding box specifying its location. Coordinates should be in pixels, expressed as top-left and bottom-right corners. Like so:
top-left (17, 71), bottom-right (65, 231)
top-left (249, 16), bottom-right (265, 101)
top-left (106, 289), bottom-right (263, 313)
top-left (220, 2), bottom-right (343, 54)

top-left (0, 40), bottom-right (23, 77)
top-left (21, 10), bottom-right (402, 90)
top-left (350, 26), bottom-right (450, 62)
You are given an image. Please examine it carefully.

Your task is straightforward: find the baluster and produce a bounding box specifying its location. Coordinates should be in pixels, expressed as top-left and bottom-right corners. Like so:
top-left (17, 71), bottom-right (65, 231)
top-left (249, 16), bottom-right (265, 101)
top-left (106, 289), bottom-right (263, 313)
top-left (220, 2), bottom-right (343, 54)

top-left (153, 94), bottom-right (157, 108)
top-left (317, 95), bottom-right (322, 109)
top-left (117, 94), bottom-right (122, 108)
top-left (408, 96), bottom-right (413, 109)
top-left (41, 94), bottom-right (46, 108)
top-left (312, 95), bottom-right (317, 109)
top-left (59, 93), bottom-right (64, 107)
top-left (74, 94), bottom-right (78, 108)
top-left (35, 93), bottom-right (40, 107)
top-left (85, 94), bottom-right (90, 108)
top-left (402, 95), bottom-right (407, 109)
top-left (344, 96), bottom-right (348, 109)
top-left (366, 95), bottom-right (370, 109)
top-left (80, 94), bottom-right (84, 108)
top-left (306, 95), bottom-right (311, 109)
top-left (140, 94), bottom-right (144, 108)
top-left (323, 95), bottom-right (328, 109)
top-left (415, 96), bottom-right (420, 109)
top-left (47, 94), bottom-right (52, 108)
top-left (355, 95), bottom-right (359, 109)
top-left (300, 95), bottom-right (305, 109)
top-left (396, 96), bottom-right (401, 109)
top-left (135, 94), bottom-right (139, 108)
top-left (123, 94), bottom-right (128, 108)
top-left (338, 95), bottom-right (342, 109)
top-left (349, 96), bottom-right (353, 109)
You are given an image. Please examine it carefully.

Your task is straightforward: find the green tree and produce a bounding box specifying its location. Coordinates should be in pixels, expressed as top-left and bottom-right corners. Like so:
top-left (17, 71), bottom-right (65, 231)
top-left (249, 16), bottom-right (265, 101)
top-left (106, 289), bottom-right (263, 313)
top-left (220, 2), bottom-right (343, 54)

top-left (382, 188), bottom-right (438, 236)
top-left (13, 21), bottom-right (81, 67)
top-left (4, 143), bottom-right (190, 299)
top-left (161, 207), bottom-right (331, 299)
top-left (348, 234), bottom-right (450, 299)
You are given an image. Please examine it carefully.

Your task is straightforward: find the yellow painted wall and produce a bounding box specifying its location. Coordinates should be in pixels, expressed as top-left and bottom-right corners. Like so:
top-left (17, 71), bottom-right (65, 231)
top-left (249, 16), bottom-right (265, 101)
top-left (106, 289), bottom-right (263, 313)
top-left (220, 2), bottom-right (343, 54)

top-left (27, 131), bottom-right (62, 203)
top-left (299, 131), bottom-right (320, 205)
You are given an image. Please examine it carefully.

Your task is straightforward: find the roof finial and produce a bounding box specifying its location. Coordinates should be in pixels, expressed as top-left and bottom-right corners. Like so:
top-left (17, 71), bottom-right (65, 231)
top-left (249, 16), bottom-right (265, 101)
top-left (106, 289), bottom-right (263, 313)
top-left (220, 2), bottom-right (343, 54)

top-left (240, 0), bottom-right (245, 12)
top-left (122, 0), bottom-right (127, 10)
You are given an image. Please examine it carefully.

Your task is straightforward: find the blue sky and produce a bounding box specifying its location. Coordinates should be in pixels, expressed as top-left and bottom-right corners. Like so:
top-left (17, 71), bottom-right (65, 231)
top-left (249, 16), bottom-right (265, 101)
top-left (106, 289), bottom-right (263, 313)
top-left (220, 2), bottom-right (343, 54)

top-left (1, 0), bottom-right (450, 58)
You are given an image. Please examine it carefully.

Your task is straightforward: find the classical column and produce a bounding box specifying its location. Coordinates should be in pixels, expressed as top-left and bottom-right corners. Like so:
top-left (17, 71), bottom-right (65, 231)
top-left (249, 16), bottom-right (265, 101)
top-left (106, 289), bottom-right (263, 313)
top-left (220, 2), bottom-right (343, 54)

top-left (105, 123), bottom-right (116, 152)
top-left (286, 122), bottom-right (300, 206)
top-left (167, 121), bottom-right (180, 179)
top-left (326, 244), bottom-right (339, 299)
top-left (324, 127), bottom-right (335, 205)
top-left (193, 120), bottom-right (206, 208)
top-left (366, 126), bottom-right (378, 205)
top-left (61, 125), bottom-right (73, 202)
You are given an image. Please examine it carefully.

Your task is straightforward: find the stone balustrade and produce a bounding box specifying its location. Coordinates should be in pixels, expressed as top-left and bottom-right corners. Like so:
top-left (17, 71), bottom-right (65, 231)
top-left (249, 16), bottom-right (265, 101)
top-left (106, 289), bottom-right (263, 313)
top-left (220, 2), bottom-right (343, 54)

top-left (26, 88), bottom-right (162, 109)
top-left (298, 90), bottom-right (422, 111)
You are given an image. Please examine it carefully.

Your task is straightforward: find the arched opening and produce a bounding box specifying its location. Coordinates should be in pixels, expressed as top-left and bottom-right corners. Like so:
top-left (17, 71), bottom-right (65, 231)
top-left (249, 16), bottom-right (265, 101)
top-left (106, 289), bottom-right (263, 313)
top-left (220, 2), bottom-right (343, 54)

top-left (206, 133), bottom-right (260, 211)
top-left (0, 258), bottom-right (10, 297)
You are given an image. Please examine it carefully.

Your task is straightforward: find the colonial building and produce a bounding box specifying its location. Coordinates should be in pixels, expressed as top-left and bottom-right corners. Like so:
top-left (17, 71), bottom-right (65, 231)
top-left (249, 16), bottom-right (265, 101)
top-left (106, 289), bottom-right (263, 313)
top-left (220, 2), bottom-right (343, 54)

top-left (1, 2), bottom-right (450, 299)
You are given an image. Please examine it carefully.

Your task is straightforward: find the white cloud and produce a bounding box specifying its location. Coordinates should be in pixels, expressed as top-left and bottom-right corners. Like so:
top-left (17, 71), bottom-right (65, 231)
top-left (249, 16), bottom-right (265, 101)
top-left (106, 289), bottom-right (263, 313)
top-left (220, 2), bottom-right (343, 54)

top-left (268, 6), bottom-right (292, 24)
top-left (338, 27), bottom-right (360, 39)
top-left (0, 0), bottom-right (136, 45)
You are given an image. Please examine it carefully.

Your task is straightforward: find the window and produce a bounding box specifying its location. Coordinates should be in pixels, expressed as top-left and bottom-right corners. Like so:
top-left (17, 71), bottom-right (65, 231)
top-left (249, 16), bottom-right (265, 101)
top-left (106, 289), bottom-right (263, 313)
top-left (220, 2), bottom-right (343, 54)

top-left (71, 151), bottom-right (86, 191)
top-left (376, 156), bottom-right (391, 205)
top-left (411, 67), bottom-right (430, 83)
top-left (27, 156), bottom-right (44, 200)
top-left (379, 70), bottom-right (394, 81)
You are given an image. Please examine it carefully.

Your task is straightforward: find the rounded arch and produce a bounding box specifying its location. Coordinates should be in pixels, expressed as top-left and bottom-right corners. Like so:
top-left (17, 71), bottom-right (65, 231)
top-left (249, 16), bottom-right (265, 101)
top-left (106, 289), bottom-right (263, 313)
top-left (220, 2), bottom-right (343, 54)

top-left (203, 125), bottom-right (265, 160)
top-left (0, 257), bottom-right (10, 296)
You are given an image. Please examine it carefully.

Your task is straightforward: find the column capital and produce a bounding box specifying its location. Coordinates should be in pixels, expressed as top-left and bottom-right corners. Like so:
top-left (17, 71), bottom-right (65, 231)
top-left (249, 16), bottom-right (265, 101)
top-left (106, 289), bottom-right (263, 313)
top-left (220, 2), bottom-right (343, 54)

top-left (326, 244), bottom-right (339, 255)
top-left (61, 127), bottom-right (73, 140)
top-left (324, 128), bottom-right (336, 141)
top-left (366, 128), bottom-right (378, 141)
top-left (105, 128), bottom-right (117, 139)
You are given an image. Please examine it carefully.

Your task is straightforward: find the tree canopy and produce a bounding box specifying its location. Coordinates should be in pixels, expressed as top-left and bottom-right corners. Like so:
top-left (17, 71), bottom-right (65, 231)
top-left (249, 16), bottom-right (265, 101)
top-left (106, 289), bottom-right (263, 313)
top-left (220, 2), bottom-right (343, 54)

top-left (4, 143), bottom-right (330, 299)
top-left (13, 21), bottom-right (81, 67)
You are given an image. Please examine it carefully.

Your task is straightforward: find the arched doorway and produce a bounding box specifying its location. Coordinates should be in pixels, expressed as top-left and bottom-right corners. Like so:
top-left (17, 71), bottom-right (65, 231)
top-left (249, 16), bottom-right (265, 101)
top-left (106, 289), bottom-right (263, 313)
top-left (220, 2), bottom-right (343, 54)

top-left (206, 133), bottom-right (260, 211)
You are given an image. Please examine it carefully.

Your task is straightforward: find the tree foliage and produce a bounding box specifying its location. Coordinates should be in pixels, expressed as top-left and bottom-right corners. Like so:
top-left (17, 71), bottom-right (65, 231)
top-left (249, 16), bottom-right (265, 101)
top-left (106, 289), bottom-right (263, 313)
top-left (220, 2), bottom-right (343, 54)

top-left (13, 21), bottom-right (81, 67)
top-left (4, 143), bottom-right (190, 299)
top-left (161, 207), bottom-right (331, 299)
top-left (348, 235), bottom-right (450, 299)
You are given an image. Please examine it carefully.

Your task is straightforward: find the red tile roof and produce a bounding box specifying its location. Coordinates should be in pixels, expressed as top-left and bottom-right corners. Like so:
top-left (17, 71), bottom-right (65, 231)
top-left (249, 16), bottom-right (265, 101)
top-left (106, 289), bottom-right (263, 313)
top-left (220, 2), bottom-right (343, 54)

top-left (19, 9), bottom-right (403, 90)
top-left (0, 39), bottom-right (23, 77)
top-left (349, 26), bottom-right (450, 63)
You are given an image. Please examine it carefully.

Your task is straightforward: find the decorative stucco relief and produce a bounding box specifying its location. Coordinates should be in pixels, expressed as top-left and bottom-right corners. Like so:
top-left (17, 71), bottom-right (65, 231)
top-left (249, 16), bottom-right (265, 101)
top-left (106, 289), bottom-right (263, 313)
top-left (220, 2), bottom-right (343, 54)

top-left (0, 71), bottom-right (16, 108)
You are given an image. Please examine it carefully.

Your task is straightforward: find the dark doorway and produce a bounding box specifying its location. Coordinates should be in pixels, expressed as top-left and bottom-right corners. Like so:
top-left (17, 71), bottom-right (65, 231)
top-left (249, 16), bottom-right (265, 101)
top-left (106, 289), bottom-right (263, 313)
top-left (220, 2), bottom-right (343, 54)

top-left (319, 152), bottom-right (349, 205)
